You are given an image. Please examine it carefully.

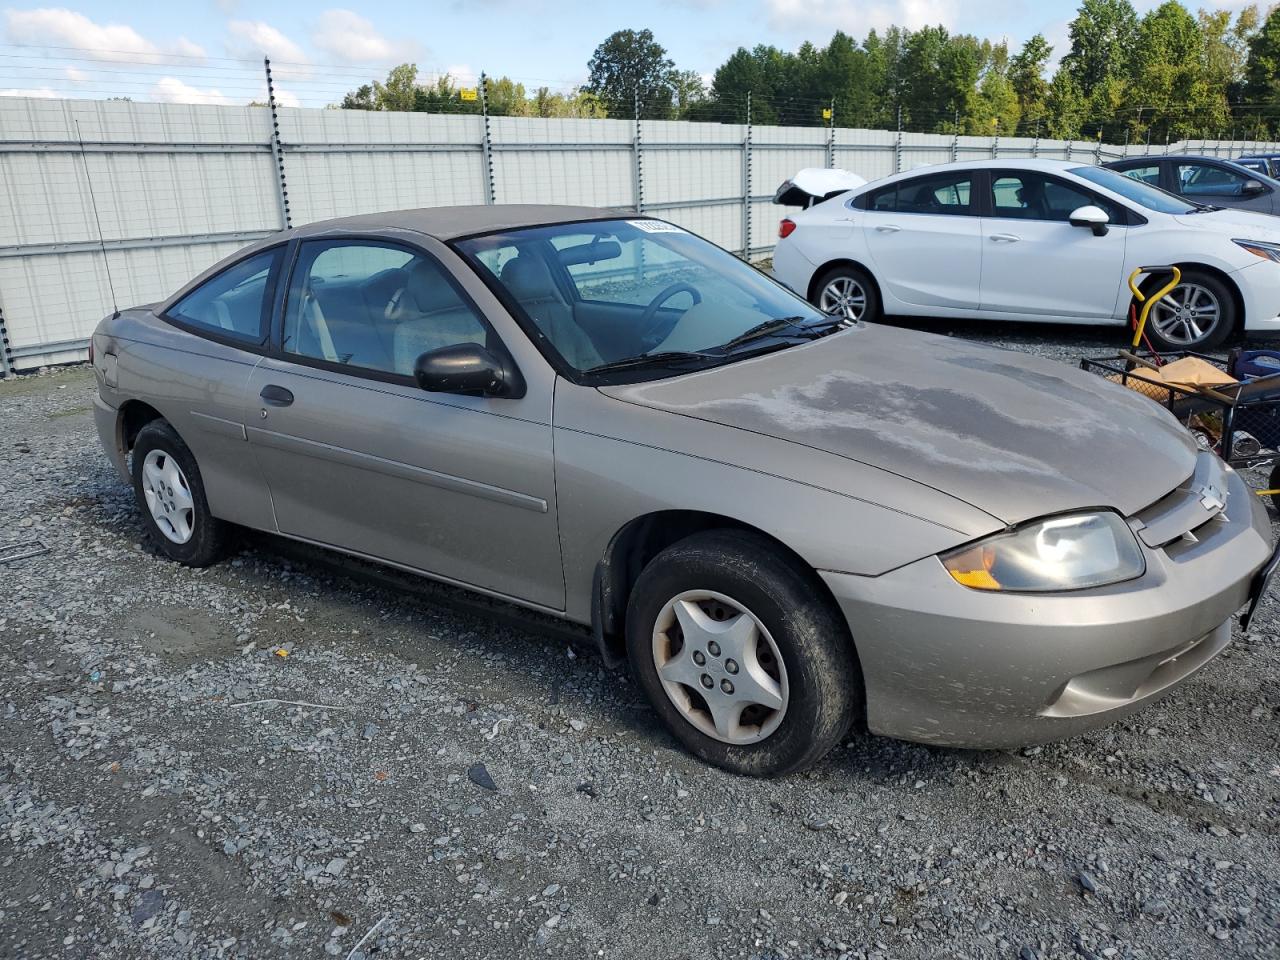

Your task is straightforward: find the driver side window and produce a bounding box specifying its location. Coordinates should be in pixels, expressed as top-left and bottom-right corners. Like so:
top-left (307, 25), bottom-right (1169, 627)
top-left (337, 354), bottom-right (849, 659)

top-left (282, 240), bottom-right (491, 378)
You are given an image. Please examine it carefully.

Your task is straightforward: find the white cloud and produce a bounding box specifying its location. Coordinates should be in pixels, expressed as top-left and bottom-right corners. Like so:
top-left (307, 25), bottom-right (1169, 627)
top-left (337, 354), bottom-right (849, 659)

top-left (64, 65), bottom-right (86, 82)
top-left (227, 20), bottom-right (308, 65)
top-left (0, 85), bottom-right (58, 97)
top-left (4, 8), bottom-right (205, 63)
top-left (311, 10), bottom-right (418, 64)
top-left (271, 86), bottom-right (300, 108)
top-left (150, 77), bottom-right (232, 105)
top-left (442, 63), bottom-right (478, 86)
top-left (171, 37), bottom-right (207, 59)
top-left (765, 0), bottom-right (959, 35)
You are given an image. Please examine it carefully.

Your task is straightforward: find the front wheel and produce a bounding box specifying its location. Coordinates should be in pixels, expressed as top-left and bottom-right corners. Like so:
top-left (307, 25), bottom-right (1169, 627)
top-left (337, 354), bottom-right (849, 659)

top-left (130, 419), bottom-right (229, 567)
top-left (813, 265), bottom-right (881, 323)
top-left (625, 530), bottom-right (863, 777)
top-left (1142, 270), bottom-right (1235, 352)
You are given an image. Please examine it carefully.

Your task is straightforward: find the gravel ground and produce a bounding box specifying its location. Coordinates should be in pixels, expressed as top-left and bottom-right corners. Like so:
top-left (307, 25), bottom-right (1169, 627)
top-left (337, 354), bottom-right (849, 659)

top-left (1, 323), bottom-right (1279, 960)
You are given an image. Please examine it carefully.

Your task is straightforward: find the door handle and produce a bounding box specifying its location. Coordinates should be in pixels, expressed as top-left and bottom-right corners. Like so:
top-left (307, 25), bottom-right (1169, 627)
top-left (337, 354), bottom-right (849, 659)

top-left (259, 385), bottom-right (294, 407)
top-left (875, 224), bottom-right (902, 233)
top-left (989, 233), bottom-right (1021, 243)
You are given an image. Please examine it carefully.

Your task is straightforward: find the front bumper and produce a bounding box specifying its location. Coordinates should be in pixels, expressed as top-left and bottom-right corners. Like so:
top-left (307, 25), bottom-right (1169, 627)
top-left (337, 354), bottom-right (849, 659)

top-left (93, 394), bottom-right (130, 484)
top-left (822, 464), bottom-right (1274, 749)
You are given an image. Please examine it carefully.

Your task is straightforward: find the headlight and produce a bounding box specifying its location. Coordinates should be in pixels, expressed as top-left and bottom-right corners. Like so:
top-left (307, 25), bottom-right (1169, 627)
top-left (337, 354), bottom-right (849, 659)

top-left (941, 512), bottom-right (1145, 592)
top-left (1233, 238), bottom-right (1280, 263)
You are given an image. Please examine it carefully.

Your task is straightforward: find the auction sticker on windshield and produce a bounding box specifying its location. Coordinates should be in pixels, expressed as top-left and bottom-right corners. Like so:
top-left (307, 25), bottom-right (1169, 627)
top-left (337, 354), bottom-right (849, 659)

top-left (628, 220), bottom-right (685, 233)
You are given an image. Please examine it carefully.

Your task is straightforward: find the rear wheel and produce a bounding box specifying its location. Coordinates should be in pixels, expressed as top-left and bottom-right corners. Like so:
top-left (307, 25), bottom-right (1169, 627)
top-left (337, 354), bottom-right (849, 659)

top-left (813, 265), bottom-right (880, 323)
top-left (1142, 270), bottom-right (1235, 352)
top-left (130, 420), bottom-right (228, 567)
top-left (625, 530), bottom-right (862, 777)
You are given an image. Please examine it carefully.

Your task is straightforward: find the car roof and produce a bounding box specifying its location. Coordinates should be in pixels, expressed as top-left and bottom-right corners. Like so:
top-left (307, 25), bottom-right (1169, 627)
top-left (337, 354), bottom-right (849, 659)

top-left (286, 204), bottom-right (623, 242)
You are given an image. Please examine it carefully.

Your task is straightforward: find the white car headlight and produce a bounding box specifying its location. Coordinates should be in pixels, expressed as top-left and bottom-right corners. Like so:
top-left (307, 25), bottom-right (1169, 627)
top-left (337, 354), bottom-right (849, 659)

top-left (1233, 238), bottom-right (1280, 263)
top-left (941, 512), bottom-right (1145, 592)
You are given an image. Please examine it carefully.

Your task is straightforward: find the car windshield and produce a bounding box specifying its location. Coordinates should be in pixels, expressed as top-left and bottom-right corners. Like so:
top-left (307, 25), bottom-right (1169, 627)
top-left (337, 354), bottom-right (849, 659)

top-left (1071, 166), bottom-right (1200, 215)
top-left (455, 218), bottom-right (832, 380)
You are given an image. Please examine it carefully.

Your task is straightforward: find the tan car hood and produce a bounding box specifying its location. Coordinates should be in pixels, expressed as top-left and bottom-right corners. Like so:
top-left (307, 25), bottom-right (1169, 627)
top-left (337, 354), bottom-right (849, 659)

top-left (600, 324), bottom-right (1198, 525)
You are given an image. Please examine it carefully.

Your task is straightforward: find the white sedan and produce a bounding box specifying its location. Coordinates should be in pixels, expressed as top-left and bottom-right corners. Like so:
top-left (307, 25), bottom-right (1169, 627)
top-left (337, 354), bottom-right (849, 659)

top-left (772, 158), bottom-right (1280, 351)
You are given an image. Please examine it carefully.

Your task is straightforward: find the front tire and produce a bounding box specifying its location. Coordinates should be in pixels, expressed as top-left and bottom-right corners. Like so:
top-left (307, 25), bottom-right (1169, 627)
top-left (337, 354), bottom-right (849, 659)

top-left (625, 530), bottom-right (862, 776)
top-left (813, 264), bottom-right (881, 323)
top-left (1142, 270), bottom-right (1235, 352)
top-left (131, 419), bottom-right (228, 567)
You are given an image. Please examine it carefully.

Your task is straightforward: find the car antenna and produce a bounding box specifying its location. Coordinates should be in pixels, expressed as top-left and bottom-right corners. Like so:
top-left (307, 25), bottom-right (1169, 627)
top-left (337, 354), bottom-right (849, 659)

top-left (76, 119), bottom-right (119, 319)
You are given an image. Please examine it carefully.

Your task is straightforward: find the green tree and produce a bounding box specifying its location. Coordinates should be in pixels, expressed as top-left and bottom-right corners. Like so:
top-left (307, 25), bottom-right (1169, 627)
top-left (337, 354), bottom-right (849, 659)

top-left (1129, 1), bottom-right (1223, 141)
top-left (373, 63), bottom-right (419, 112)
top-left (1062, 0), bottom-right (1139, 97)
top-left (1009, 34), bottom-right (1052, 131)
top-left (1045, 70), bottom-right (1087, 138)
top-left (584, 28), bottom-right (675, 119)
top-left (340, 83), bottom-right (376, 110)
top-left (1245, 5), bottom-right (1280, 134)
top-left (669, 69), bottom-right (708, 118)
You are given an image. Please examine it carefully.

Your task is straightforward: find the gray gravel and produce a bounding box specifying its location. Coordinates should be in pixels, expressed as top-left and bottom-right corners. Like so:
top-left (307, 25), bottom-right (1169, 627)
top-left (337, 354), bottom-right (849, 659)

top-left (2, 323), bottom-right (1279, 959)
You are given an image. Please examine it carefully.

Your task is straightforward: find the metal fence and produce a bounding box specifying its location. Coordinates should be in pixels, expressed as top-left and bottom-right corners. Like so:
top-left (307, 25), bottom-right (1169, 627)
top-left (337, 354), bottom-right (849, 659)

top-left (1, 92), bottom-right (1277, 374)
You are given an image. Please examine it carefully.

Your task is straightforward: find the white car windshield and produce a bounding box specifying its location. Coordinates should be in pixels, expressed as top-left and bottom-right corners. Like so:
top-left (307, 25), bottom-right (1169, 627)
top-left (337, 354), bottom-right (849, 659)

top-left (1071, 166), bottom-right (1201, 215)
top-left (457, 218), bottom-right (834, 379)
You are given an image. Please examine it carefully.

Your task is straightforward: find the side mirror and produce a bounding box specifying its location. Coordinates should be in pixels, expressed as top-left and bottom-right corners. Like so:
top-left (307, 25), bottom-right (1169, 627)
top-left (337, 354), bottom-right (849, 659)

top-left (1068, 204), bottom-right (1110, 237)
top-left (1244, 178), bottom-right (1267, 195)
top-left (414, 343), bottom-right (512, 396)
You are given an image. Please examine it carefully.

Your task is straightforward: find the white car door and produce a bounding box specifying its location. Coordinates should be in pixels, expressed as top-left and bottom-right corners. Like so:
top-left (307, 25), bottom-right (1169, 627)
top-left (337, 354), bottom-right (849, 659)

top-left (979, 170), bottom-right (1128, 321)
top-left (859, 170), bottom-right (982, 311)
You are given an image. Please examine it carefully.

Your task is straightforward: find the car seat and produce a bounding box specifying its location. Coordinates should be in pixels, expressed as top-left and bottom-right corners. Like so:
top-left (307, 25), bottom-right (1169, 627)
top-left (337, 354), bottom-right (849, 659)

top-left (499, 254), bottom-right (603, 369)
top-left (389, 259), bottom-right (490, 374)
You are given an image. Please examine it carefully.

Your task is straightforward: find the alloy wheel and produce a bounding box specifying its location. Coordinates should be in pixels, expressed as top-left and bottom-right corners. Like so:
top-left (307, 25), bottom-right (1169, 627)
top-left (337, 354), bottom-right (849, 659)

top-left (818, 276), bottom-right (867, 321)
top-left (1150, 282), bottom-right (1221, 346)
top-left (651, 589), bottom-right (789, 744)
top-left (141, 449), bottom-right (195, 544)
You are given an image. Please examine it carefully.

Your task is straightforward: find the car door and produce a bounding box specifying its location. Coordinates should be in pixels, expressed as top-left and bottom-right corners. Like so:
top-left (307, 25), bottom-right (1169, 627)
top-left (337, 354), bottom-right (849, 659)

top-left (243, 236), bottom-right (565, 610)
top-left (979, 170), bottom-right (1127, 320)
top-left (858, 169), bottom-right (982, 310)
top-left (1173, 160), bottom-right (1274, 214)
top-left (145, 246), bottom-right (285, 531)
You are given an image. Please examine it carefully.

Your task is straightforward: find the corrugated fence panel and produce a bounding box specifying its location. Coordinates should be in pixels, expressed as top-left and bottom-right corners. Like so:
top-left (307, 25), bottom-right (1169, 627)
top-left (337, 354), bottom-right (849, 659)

top-left (0, 98), bottom-right (280, 369)
top-left (490, 117), bottom-right (635, 208)
top-left (278, 108), bottom-right (486, 224)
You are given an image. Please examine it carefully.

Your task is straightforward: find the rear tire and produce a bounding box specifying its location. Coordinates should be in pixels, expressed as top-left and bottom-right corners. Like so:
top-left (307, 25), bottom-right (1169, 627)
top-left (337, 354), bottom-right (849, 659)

top-left (1141, 270), bottom-right (1235, 353)
top-left (625, 530), bottom-right (862, 777)
top-left (813, 264), bottom-right (881, 323)
top-left (131, 420), bottom-right (229, 567)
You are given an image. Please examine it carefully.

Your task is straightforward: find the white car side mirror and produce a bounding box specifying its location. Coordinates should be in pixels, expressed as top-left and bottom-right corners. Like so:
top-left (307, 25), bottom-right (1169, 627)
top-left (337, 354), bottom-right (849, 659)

top-left (1069, 205), bottom-right (1110, 237)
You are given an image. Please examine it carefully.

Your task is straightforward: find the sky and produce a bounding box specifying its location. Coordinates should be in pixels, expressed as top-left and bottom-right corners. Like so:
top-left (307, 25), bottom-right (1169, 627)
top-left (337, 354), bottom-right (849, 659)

top-left (0, 1), bottom-right (1264, 108)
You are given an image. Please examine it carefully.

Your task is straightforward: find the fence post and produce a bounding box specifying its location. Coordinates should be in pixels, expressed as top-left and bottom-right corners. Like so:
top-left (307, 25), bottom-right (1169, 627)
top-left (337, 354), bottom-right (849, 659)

top-left (1032, 121), bottom-right (1040, 159)
top-left (991, 131), bottom-right (1000, 159)
top-left (742, 91), bottom-right (752, 258)
top-left (1093, 132), bottom-right (1102, 164)
top-left (0, 297), bottom-right (13, 379)
top-left (479, 73), bottom-right (496, 205)
top-left (263, 58), bottom-right (291, 229)
top-left (894, 105), bottom-right (903, 174)
top-left (1122, 128), bottom-right (1130, 158)
top-left (951, 110), bottom-right (959, 162)
top-left (632, 90), bottom-right (644, 213)
top-left (826, 99), bottom-right (835, 168)
top-left (1066, 139), bottom-right (1073, 162)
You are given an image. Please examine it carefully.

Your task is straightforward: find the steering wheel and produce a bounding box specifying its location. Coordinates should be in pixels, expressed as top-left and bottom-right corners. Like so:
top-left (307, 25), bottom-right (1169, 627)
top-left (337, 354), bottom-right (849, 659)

top-left (639, 283), bottom-right (702, 343)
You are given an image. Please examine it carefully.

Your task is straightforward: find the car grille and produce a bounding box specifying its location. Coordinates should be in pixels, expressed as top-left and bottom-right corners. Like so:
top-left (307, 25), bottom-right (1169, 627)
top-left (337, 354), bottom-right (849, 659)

top-left (1130, 452), bottom-right (1229, 555)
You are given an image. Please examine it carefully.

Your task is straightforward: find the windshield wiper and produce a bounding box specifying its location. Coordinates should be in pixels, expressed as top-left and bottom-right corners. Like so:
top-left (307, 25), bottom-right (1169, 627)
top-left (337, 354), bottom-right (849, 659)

top-left (582, 350), bottom-right (718, 376)
top-left (720, 315), bottom-right (838, 352)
